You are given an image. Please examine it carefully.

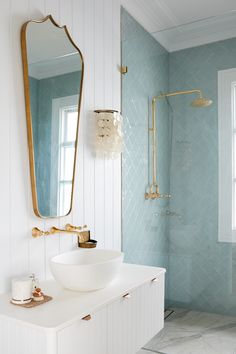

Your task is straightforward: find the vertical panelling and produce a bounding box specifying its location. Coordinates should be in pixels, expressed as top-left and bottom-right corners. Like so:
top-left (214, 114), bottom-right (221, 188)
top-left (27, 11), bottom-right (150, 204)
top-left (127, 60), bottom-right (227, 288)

top-left (104, 0), bottom-right (114, 249)
top-left (83, 0), bottom-right (95, 239)
top-left (112, 0), bottom-right (122, 250)
top-left (94, 0), bottom-right (105, 246)
top-left (72, 0), bottom-right (85, 243)
top-left (0, 0), bottom-right (11, 293)
top-left (10, 0), bottom-right (31, 278)
top-left (0, 0), bottom-right (121, 293)
top-left (28, 0), bottom-right (48, 281)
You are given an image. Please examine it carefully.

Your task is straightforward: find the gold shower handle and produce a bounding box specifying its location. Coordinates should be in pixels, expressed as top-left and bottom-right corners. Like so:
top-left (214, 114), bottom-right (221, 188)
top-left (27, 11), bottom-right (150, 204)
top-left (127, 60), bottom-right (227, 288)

top-left (145, 183), bottom-right (171, 200)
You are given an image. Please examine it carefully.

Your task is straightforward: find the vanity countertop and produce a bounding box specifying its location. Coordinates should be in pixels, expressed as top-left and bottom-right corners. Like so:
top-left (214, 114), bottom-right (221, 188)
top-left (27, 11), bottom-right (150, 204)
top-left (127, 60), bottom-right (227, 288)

top-left (0, 263), bottom-right (165, 331)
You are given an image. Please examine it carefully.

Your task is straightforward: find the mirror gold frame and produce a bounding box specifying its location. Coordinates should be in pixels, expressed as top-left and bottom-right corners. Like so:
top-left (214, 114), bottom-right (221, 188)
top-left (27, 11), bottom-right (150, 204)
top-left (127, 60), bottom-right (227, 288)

top-left (21, 15), bottom-right (84, 218)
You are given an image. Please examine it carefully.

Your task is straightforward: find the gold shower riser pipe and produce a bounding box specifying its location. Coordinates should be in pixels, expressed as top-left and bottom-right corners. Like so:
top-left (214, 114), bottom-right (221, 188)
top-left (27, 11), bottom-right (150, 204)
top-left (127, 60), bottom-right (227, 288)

top-left (151, 98), bottom-right (157, 186)
top-left (146, 89), bottom-right (203, 200)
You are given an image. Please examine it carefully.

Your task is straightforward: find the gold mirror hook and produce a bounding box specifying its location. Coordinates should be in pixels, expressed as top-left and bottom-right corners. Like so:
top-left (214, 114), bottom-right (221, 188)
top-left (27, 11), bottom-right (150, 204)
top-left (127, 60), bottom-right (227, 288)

top-left (121, 66), bottom-right (128, 75)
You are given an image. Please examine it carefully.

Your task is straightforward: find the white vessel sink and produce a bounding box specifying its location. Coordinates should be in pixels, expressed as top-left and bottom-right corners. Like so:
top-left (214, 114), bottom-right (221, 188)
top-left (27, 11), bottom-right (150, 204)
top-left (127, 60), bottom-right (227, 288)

top-left (50, 249), bottom-right (124, 291)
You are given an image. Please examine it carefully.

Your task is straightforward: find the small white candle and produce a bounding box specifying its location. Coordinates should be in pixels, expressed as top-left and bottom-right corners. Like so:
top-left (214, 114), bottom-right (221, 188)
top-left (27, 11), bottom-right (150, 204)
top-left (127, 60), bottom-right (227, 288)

top-left (11, 277), bottom-right (32, 304)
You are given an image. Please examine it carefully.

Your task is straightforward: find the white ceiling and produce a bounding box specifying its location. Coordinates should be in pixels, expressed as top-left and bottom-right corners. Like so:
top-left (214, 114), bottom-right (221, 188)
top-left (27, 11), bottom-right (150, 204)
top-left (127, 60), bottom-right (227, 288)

top-left (27, 19), bottom-right (77, 63)
top-left (121, 0), bottom-right (236, 51)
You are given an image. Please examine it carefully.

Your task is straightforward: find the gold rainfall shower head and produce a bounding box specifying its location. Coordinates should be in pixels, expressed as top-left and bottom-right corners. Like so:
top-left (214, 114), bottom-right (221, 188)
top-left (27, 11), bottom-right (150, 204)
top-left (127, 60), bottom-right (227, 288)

top-left (191, 96), bottom-right (213, 107)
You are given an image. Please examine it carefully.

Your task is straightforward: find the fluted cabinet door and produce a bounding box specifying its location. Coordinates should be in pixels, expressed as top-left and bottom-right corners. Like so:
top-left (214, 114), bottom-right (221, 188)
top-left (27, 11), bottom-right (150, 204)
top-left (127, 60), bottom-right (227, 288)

top-left (0, 318), bottom-right (47, 354)
top-left (107, 273), bottom-right (165, 354)
top-left (136, 272), bottom-right (165, 350)
top-left (107, 290), bottom-right (138, 354)
top-left (57, 307), bottom-right (107, 354)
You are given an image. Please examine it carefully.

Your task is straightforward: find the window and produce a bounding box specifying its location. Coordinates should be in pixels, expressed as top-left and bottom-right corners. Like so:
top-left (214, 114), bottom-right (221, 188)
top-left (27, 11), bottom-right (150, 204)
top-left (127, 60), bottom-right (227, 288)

top-left (218, 68), bottom-right (236, 242)
top-left (58, 106), bottom-right (78, 215)
top-left (51, 95), bottom-right (78, 215)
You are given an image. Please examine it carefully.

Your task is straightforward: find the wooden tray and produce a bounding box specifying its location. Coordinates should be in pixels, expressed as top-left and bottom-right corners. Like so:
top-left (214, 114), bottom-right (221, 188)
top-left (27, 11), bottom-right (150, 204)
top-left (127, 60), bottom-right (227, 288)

top-left (10, 295), bottom-right (52, 308)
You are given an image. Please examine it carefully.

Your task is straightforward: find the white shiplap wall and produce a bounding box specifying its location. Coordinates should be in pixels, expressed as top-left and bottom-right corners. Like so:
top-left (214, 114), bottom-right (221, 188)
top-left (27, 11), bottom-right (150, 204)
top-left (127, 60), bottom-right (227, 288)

top-left (0, 0), bottom-right (121, 293)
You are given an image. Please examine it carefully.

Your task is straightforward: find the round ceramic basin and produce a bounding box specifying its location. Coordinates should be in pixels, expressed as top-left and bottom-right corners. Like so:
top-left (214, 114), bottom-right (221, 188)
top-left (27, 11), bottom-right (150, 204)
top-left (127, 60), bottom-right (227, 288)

top-left (50, 249), bottom-right (124, 291)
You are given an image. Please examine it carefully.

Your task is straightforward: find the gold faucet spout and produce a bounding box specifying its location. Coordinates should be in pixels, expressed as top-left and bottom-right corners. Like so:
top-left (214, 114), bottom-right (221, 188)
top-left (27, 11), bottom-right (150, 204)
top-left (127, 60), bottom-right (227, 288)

top-left (50, 226), bottom-right (90, 243)
top-left (65, 223), bottom-right (87, 231)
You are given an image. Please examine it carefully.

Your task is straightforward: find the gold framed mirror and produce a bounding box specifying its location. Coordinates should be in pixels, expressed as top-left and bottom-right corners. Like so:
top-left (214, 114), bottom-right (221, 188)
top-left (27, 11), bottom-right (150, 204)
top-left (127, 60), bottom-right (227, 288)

top-left (21, 15), bottom-right (84, 218)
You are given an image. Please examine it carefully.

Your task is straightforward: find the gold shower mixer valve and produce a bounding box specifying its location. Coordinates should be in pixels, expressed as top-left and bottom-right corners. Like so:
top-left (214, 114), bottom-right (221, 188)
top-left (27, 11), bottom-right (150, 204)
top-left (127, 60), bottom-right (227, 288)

top-left (145, 184), bottom-right (171, 200)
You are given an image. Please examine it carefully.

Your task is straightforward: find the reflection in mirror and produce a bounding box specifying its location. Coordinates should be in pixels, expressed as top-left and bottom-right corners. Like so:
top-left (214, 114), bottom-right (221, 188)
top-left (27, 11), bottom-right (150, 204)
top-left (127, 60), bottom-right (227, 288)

top-left (21, 15), bottom-right (83, 218)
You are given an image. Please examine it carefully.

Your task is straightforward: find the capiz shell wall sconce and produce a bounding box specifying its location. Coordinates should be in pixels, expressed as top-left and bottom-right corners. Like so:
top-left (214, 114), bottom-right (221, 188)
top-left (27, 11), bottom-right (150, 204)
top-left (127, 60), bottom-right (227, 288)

top-left (94, 110), bottom-right (123, 158)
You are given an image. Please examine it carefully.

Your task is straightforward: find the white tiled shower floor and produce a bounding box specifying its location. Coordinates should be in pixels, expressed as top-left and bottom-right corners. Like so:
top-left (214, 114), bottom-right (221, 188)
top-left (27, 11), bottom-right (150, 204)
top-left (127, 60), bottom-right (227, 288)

top-left (138, 308), bottom-right (236, 354)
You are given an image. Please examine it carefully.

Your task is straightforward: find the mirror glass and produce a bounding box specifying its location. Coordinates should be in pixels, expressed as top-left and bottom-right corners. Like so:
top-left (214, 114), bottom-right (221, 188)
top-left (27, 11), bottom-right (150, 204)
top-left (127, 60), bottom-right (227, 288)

top-left (21, 16), bottom-right (83, 218)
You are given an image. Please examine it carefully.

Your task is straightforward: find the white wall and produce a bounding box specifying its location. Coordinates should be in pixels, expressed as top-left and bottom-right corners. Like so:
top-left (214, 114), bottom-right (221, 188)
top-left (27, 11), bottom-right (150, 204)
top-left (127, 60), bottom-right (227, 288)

top-left (0, 0), bottom-right (121, 293)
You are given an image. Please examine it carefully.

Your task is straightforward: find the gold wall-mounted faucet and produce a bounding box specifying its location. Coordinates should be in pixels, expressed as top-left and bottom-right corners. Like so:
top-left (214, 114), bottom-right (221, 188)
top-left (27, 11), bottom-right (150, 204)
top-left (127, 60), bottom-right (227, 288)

top-left (32, 224), bottom-right (97, 248)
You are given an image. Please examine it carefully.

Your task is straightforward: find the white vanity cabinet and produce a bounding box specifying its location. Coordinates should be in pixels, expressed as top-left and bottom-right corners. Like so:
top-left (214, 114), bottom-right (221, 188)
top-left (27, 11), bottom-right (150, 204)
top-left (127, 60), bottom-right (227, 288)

top-left (0, 264), bottom-right (165, 354)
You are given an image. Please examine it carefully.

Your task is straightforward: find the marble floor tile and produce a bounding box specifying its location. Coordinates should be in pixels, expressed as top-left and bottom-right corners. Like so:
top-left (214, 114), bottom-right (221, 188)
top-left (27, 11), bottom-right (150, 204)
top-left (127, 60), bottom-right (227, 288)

top-left (142, 308), bottom-right (236, 354)
top-left (137, 349), bottom-right (166, 354)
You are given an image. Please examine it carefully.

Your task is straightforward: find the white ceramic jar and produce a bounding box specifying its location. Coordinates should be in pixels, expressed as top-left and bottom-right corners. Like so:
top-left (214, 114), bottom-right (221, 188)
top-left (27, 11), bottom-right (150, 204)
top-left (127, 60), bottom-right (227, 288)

top-left (11, 277), bottom-right (32, 304)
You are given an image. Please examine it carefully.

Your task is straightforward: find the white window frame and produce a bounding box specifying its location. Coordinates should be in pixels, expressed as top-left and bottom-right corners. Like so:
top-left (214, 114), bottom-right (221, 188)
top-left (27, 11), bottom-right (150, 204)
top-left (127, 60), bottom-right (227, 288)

top-left (50, 95), bottom-right (78, 215)
top-left (218, 68), bottom-right (236, 242)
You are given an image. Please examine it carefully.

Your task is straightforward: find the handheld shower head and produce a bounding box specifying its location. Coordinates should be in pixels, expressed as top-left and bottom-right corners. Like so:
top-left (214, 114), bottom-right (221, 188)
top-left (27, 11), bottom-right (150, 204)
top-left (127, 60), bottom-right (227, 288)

top-left (191, 96), bottom-right (213, 107)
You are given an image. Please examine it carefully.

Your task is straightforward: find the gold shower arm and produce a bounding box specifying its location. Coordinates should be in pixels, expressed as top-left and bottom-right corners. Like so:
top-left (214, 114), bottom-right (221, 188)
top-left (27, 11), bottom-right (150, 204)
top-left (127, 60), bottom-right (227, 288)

top-left (153, 89), bottom-right (203, 101)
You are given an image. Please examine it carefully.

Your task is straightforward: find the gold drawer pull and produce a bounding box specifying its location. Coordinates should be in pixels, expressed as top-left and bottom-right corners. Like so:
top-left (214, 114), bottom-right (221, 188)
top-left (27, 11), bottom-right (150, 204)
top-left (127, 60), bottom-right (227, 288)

top-left (123, 293), bottom-right (131, 299)
top-left (151, 277), bottom-right (158, 282)
top-left (82, 314), bottom-right (91, 321)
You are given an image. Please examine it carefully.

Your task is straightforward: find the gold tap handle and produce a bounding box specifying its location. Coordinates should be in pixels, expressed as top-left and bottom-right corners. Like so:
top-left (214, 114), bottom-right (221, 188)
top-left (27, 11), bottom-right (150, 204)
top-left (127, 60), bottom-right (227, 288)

top-left (32, 227), bottom-right (50, 238)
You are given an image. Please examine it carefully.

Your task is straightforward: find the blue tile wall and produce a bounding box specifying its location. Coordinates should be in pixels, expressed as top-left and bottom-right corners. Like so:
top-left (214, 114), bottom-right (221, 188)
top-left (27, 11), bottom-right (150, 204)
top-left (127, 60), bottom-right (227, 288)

top-left (122, 8), bottom-right (236, 315)
top-left (121, 9), bottom-right (170, 277)
top-left (168, 39), bottom-right (236, 315)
